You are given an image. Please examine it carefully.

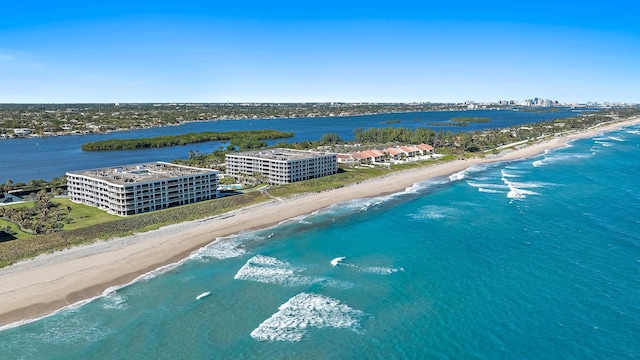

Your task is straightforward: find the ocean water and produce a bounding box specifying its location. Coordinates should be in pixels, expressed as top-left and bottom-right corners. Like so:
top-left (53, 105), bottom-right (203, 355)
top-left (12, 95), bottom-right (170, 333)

top-left (1, 125), bottom-right (639, 359)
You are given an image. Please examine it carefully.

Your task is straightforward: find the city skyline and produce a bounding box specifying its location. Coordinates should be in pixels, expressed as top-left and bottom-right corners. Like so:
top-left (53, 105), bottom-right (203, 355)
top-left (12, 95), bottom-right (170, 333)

top-left (1, 1), bottom-right (638, 104)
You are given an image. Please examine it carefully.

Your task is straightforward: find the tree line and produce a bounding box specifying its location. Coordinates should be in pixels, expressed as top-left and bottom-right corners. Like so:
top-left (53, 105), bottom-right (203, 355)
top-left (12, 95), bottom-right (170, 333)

top-left (352, 111), bottom-right (639, 153)
top-left (81, 129), bottom-right (294, 151)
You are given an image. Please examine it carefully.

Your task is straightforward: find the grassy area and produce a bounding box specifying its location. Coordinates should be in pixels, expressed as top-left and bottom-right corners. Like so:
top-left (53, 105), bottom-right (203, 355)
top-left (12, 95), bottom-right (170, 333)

top-left (0, 198), bottom-right (118, 236)
top-left (54, 198), bottom-right (119, 230)
top-left (267, 167), bottom-right (390, 198)
top-left (0, 219), bottom-right (31, 241)
top-left (2, 202), bottom-right (35, 210)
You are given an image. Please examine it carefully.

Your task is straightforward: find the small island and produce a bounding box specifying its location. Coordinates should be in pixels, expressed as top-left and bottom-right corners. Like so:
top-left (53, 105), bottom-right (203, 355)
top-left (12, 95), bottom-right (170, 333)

top-left (430, 117), bottom-right (491, 127)
top-left (81, 129), bottom-right (294, 151)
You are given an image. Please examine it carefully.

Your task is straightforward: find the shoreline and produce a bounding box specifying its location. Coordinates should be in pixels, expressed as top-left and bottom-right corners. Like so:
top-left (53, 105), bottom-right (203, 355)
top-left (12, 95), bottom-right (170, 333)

top-left (1, 117), bottom-right (639, 328)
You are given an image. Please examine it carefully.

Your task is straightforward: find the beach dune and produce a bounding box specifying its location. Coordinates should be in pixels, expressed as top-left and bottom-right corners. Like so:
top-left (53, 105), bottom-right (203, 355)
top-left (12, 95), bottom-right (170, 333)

top-left (1, 118), bottom-right (638, 328)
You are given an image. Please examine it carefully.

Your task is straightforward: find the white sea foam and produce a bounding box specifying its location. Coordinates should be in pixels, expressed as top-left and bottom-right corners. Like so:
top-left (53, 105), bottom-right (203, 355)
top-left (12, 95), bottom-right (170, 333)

top-left (595, 141), bottom-right (612, 147)
top-left (342, 198), bottom-right (383, 211)
top-left (466, 181), bottom-right (509, 191)
top-left (449, 170), bottom-right (467, 181)
top-left (135, 261), bottom-right (184, 282)
top-left (531, 152), bottom-right (592, 167)
top-left (506, 181), bottom-right (545, 189)
top-left (410, 205), bottom-right (457, 220)
top-left (102, 288), bottom-right (127, 310)
top-left (333, 258), bottom-right (403, 275)
top-left (250, 292), bottom-right (365, 342)
top-left (501, 176), bottom-right (542, 200)
top-left (360, 266), bottom-right (405, 274)
top-left (234, 255), bottom-right (325, 287)
top-left (624, 129), bottom-right (640, 135)
top-left (478, 188), bottom-right (503, 193)
top-left (235, 255), bottom-right (306, 285)
top-left (608, 136), bottom-right (625, 142)
top-left (404, 182), bottom-right (424, 194)
top-left (448, 163), bottom-right (501, 182)
top-left (506, 187), bottom-right (539, 200)
top-left (188, 236), bottom-right (247, 262)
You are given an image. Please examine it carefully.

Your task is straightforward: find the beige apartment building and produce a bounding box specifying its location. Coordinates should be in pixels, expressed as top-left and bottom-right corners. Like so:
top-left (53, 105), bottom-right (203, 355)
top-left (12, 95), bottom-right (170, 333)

top-left (66, 162), bottom-right (218, 216)
top-left (225, 148), bottom-right (337, 184)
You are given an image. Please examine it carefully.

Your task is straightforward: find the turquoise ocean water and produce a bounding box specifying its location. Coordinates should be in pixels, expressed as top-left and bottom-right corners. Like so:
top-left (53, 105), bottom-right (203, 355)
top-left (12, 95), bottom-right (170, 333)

top-left (1, 125), bottom-right (639, 359)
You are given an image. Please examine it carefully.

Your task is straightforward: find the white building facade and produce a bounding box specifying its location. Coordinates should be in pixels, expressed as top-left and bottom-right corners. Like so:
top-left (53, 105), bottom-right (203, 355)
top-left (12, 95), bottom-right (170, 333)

top-left (66, 162), bottom-right (218, 216)
top-left (225, 148), bottom-right (337, 185)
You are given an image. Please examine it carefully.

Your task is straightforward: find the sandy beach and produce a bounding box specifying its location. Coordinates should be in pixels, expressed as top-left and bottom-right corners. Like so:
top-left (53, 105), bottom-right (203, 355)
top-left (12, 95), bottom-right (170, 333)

top-left (1, 117), bottom-right (638, 328)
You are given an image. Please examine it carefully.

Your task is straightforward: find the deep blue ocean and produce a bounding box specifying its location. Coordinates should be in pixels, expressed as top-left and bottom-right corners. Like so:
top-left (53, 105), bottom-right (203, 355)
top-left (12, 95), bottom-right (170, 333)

top-left (0, 109), bottom-right (580, 183)
top-left (1, 124), bottom-right (639, 359)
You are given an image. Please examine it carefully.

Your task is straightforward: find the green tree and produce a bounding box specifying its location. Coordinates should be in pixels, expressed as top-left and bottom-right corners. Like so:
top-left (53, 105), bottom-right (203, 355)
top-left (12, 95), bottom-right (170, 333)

top-left (320, 133), bottom-right (342, 145)
top-left (4, 179), bottom-right (13, 192)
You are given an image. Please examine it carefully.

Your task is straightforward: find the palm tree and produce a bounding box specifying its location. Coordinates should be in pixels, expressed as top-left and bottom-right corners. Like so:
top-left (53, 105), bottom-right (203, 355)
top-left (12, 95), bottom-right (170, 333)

top-left (37, 190), bottom-right (51, 208)
top-left (4, 179), bottom-right (13, 192)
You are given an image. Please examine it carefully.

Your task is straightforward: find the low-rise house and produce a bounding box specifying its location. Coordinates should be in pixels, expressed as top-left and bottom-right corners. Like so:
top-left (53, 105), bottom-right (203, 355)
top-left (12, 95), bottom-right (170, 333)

top-left (363, 149), bottom-right (386, 162)
top-left (354, 151), bottom-right (374, 163)
top-left (416, 143), bottom-right (435, 155)
top-left (347, 152), bottom-right (366, 164)
top-left (384, 147), bottom-right (403, 160)
top-left (398, 145), bottom-right (421, 157)
top-left (337, 153), bottom-right (360, 165)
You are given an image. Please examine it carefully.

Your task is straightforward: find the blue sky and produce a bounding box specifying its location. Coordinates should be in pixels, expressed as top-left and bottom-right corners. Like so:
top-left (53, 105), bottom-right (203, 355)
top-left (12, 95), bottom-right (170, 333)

top-left (1, 1), bottom-right (638, 103)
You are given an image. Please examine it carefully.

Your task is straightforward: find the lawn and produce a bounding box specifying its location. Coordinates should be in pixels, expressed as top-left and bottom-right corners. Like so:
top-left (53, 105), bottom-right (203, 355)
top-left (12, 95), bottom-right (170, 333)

top-left (0, 219), bottom-right (31, 241)
top-left (54, 198), bottom-right (119, 230)
top-left (1, 197), bottom-right (118, 235)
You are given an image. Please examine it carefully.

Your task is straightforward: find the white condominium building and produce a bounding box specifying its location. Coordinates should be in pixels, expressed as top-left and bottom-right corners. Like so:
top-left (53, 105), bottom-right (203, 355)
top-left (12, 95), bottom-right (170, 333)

top-left (225, 148), bottom-right (338, 184)
top-left (66, 162), bottom-right (218, 216)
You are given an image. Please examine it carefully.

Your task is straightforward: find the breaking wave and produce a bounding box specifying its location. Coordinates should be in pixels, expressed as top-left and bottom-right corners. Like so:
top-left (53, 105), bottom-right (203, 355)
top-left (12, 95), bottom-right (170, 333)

top-left (188, 236), bottom-right (249, 262)
top-left (250, 292), bottom-right (365, 342)
top-left (235, 255), bottom-right (351, 288)
top-left (466, 181), bottom-right (509, 193)
top-left (101, 288), bottom-right (127, 310)
top-left (330, 257), bottom-right (404, 274)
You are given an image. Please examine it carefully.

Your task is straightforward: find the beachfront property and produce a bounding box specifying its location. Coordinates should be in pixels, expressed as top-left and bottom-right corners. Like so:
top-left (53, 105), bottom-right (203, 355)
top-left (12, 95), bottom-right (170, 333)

top-left (66, 162), bottom-right (219, 216)
top-left (338, 144), bottom-right (435, 165)
top-left (225, 148), bottom-right (338, 184)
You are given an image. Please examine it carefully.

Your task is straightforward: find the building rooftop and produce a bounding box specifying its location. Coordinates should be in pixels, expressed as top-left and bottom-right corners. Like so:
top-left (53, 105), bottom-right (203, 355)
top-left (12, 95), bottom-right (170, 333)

top-left (67, 162), bottom-right (216, 185)
top-left (227, 148), bottom-right (335, 161)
